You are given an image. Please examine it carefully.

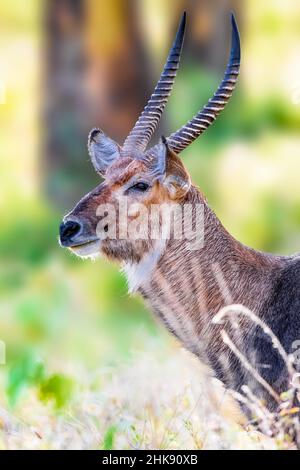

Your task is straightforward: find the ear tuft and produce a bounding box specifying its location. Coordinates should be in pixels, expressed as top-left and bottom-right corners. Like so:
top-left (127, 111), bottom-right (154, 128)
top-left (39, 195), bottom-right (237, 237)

top-left (88, 128), bottom-right (120, 176)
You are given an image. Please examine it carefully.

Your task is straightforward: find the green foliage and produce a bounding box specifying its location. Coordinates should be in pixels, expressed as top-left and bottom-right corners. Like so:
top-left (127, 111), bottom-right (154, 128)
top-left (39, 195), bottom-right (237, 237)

top-left (7, 351), bottom-right (45, 407)
top-left (0, 205), bottom-right (59, 266)
top-left (7, 350), bottom-right (74, 410)
top-left (39, 374), bottom-right (74, 410)
top-left (101, 425), bottom-right (118, 450)
top-left (169, 65), bottom-right (300, 147)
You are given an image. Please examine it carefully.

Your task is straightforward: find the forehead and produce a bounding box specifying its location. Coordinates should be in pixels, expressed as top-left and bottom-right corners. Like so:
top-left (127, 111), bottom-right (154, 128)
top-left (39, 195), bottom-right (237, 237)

top-left (105, 156), bottom-right (148, 185)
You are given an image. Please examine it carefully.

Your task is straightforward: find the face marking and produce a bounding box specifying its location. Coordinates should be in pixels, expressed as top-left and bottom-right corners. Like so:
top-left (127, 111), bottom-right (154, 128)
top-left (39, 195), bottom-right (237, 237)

top-left (60, 141), bottom-right (192, 268)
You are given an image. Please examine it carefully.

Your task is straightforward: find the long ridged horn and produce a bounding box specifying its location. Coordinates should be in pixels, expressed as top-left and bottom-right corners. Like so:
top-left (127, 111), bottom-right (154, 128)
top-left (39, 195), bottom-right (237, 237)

top-left (122, 12), bottom-right (186, 153)
top-left (166, 13), bottom-right (240, 154)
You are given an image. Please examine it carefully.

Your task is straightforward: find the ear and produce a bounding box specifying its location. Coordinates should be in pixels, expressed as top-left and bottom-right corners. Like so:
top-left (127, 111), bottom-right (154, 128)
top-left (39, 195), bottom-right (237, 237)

top-left (88, 128), bottom-right (121, 176)
top-left (153, 137), bottom-right (191, 200)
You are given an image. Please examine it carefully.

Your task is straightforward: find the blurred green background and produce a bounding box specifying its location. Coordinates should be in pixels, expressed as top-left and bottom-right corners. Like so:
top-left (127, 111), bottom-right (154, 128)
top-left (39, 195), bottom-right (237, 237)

top-left (0, 0), bottom-right (300, 449)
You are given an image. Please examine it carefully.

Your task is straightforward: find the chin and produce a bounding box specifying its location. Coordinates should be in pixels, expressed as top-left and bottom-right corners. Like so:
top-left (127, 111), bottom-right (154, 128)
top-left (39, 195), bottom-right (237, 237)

top-left (69, 240), bottom-right (101, 259)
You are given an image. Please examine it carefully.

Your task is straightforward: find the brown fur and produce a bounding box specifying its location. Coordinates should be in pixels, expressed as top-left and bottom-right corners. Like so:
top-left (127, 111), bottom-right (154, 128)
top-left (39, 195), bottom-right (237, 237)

top-left (61, 141), bottom-right (298, 413)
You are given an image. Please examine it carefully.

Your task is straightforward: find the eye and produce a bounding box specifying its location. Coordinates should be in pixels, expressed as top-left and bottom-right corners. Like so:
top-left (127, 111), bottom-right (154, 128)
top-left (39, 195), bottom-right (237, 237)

top-left (128, 182), bottom-right (150, 192)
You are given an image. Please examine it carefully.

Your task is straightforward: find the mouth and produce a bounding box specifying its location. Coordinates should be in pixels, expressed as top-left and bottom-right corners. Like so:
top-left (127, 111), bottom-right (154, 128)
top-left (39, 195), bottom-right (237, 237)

top-left (68, 239), bottom-right (101, 257)
top-left (69, 240), bottom-right (97, 249)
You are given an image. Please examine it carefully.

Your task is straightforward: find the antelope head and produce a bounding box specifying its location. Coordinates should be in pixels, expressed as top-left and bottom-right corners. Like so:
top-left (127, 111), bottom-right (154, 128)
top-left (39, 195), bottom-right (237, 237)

top-left (59, 12), bottom-right (240, 264)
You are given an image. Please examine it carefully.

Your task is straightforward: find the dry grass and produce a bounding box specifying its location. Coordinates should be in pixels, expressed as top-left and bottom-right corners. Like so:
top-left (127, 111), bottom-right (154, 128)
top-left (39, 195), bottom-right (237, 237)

top-left (0, 346), bottom-right (289, 450)
top-left (213, 304), bottom-right (300, 449)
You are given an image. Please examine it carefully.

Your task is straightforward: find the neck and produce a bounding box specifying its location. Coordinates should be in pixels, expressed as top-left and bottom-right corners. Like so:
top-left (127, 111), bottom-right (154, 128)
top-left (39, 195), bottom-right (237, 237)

top-left (125, 186), bottom-right (286, 354)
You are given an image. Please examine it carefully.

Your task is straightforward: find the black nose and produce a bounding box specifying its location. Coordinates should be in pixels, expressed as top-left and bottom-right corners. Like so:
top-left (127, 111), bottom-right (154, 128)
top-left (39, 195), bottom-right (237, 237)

top-left (59, 220), bottom-right (82, 246)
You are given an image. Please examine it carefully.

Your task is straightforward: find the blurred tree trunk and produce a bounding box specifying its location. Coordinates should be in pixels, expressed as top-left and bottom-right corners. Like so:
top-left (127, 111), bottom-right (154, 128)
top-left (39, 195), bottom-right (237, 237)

top-left (43, 0), bottom-right (152, 209)
top-left (43, 0), bottom-right (87, 208)
top-left (84, 0), bottom-right (153, 143)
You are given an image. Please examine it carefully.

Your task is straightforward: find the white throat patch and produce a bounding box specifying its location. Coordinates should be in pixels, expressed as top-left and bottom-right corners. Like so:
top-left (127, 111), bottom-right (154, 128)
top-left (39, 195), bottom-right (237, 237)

top-left (122, 239), bottom-right (167, 293)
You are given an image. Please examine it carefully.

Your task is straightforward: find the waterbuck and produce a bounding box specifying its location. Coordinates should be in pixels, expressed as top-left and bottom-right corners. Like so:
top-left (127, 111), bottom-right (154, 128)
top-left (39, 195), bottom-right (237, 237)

top-left (59, 12), bottom-right (300, 417)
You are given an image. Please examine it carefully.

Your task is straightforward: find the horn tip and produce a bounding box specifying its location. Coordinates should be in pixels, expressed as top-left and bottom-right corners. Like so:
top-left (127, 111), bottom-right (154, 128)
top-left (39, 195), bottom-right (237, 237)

top-left (230, 12), bottom-right (241, 62)
top-left (178, 11), bottom-right (187, 38)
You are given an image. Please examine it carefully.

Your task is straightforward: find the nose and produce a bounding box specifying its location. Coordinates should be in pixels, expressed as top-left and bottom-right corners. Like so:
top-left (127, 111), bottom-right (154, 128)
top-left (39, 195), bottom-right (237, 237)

top-left (59, 220), bottom-right (82, 247)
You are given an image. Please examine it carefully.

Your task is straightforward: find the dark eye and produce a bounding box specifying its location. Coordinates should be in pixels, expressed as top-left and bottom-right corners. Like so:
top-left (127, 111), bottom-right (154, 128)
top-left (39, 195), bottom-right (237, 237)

top-left (129, 182), bottom-right (150, 192)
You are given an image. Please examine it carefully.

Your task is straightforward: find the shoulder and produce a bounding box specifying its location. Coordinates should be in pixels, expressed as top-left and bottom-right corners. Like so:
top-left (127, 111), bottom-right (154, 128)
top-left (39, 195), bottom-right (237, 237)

top-left (278, 256), bottom-right (300, 290)
top-left (266, 255), bottom-right (300, 324)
